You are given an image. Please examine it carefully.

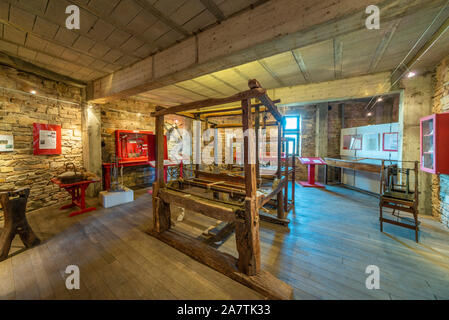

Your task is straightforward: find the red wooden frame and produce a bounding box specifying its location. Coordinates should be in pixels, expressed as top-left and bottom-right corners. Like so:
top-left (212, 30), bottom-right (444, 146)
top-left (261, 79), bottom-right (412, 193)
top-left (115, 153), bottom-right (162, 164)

top-left (420, 113), bottom-right (449, 174)
top-left (116, 130), bottom-right (153, 163)
top-left (33, 123), bottom-right (62, 155)
top-left (382, 132), bottom-right (399, 152)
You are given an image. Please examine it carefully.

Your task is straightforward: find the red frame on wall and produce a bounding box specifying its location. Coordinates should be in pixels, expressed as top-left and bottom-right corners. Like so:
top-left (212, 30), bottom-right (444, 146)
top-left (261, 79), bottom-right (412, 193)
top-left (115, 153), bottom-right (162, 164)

top-left (382, 132), bottom-right (399, 152)
top-left (115, 130), bottom-right (168, 164)
top-left (420, 113), bottom-right (449, 174)
top-left (33, 123), bottom-right (62, 155)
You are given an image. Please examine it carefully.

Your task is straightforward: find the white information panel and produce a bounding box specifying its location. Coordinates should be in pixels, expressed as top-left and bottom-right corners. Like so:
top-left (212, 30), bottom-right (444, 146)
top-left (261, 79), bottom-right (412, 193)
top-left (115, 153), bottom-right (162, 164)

top-left (39, 130), bottom-right (57, 150)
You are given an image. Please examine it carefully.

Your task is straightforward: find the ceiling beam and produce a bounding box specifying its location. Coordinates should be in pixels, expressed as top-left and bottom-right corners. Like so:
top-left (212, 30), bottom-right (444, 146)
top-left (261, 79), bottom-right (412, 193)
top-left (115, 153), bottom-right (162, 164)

top-left (333, 39), bottom-right (343, 79)
top-left (0, 51), bottom-right (86, 88)
top-left (69, 0), bottom-right (155, 54)
top-left (200, 0), bottom-right (226, 22)
top-left (2, 0), bottom-right (141, 60)
top-left (258, 59), bottom-right (286, 87)
top-left (89, 0), bottom-right (443, 103)
top-left (0, 33), bottom-right (107, 76)
top-left (133, 0), bottom-right (190, 38)
top-left (368, 19), bottom-right (401, 74)
top-left (291, 50), bottom-right (310, 83)
top-left (405, 12), bottom-right (449, 70)
top-left (0, 18), bottom-right (116, 73)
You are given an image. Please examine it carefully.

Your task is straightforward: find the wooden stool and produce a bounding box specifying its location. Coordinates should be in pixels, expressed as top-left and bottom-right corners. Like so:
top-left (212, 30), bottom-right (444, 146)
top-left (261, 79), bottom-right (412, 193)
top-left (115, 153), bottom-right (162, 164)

top-left (0, 188), bottom-right (40, 261)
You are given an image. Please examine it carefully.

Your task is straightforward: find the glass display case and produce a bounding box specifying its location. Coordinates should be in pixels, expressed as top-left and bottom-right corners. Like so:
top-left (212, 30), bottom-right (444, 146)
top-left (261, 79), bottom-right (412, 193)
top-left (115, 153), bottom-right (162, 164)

top-left (420, 113), bottom-right (449, 174)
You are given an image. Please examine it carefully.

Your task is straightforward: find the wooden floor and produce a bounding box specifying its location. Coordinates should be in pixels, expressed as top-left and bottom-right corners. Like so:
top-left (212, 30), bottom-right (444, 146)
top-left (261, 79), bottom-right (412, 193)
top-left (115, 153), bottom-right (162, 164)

top-left (1, 184), bottom-right (449, 300)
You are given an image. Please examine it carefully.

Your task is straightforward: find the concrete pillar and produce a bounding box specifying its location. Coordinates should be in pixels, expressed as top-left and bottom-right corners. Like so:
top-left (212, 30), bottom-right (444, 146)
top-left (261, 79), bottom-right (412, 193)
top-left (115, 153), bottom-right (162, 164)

top-left (82, 104), bottom-right (102, 197)
top-left (399, 73), bottom-right (433, 215)
top-left (315, 103), bottom-right (328, 182)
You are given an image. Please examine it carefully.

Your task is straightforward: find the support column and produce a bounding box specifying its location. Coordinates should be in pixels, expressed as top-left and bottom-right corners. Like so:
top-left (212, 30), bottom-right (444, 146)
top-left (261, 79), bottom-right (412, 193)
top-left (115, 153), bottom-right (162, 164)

top-left (153, 110), bottom-right (171, 233)
top-left (235, 99), bottom-right (260, 276)
top-left (315, 103), bottom-right (328, 183)
top-left (399, 74), bottom-right (433, 215)
top-left (81, 104), bottom-right (102, 197)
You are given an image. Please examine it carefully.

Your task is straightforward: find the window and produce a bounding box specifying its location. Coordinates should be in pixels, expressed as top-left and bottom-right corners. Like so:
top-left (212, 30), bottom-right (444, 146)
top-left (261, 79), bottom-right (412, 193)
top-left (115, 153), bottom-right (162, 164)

top-left (283, 116), bottom-right (301, 155)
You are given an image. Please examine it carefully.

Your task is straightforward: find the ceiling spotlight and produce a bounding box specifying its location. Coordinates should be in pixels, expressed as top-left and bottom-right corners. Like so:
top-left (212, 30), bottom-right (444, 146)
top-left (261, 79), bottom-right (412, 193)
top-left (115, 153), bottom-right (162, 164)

top-left (367, 112), bottom-right (373, 117)
top-left (137, 113), bottom-right (142, 117)
top-left (30, 90), bottom-right (36, 95)
top-left (407, 71), bottom-right (416, 78)
top-left (377, 97), bottom-right (383, 102)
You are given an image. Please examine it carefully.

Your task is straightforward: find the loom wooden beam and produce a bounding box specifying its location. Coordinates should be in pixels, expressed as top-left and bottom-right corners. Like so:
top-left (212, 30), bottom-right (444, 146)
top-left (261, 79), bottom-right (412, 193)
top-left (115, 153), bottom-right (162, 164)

top-left (235, 98), bottom-right (261, 276)
top-left (151, 88), bottom-right (266, 116)
top-left (147, 228), bottom-right (293, 299)
top-left (158, 189), bottom-right (239, 222)
top-left (152, 109), bottom-right (171, 233)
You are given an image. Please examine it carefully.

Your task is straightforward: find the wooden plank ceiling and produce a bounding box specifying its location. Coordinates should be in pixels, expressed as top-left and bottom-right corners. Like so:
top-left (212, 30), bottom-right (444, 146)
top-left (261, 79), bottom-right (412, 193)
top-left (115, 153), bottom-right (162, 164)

top-left (135, 3), bottom-right (449, 108)
top-left (0, 0), bottom-right (265, 82)
top-left (0, 0), bottom-right (448, 109)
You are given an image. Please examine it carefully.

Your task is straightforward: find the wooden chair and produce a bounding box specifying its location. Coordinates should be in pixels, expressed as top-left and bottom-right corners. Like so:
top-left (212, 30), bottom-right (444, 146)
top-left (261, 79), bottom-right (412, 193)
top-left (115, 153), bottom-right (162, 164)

top-left (379, 161), bottom-right (419, 242)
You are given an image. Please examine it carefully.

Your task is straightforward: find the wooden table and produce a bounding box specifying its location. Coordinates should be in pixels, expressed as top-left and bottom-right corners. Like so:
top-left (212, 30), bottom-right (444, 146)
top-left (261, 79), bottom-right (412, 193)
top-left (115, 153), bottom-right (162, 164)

top-left (51, 178), bottom-right (99, 217)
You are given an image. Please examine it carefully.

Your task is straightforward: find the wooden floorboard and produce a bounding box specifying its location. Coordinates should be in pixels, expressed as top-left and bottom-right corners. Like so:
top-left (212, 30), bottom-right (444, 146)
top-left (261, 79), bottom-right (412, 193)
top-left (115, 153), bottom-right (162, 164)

top-left (1, 186), bottom-right (449, 299)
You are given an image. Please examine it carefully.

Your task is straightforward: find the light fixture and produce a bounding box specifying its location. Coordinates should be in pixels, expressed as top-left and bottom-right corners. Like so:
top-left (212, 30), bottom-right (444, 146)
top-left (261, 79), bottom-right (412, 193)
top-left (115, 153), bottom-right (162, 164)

top-left (407, 71), bottom-right (416, 78)
top-left (137, 113), bottom-right (141, 117)
top-left (30, 90), bottom-right (36, 95)
top-left (367, 112), bottom-right (373, 117)
top-left (88, 105), bottom-right (93, 109)
top-left (377, 97), bottom-right (383, 102)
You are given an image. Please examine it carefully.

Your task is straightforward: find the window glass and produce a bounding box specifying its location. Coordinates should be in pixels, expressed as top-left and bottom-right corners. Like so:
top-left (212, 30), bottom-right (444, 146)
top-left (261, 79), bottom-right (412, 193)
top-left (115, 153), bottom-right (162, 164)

top-left (285, 117), bottom-right (298, 130)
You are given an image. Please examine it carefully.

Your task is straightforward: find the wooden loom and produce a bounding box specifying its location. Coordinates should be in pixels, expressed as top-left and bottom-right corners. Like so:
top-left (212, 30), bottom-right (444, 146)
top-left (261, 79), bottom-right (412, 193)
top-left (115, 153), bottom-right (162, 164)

top-left (148, 79), bottom-right (293, 300)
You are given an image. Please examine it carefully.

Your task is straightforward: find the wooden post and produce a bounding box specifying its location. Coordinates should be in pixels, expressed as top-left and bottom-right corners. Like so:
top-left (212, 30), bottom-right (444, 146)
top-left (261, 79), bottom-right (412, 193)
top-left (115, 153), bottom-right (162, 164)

top-left (194, 114), bottom-right (201, 177)
top-left (255, 105), bottom-right (260, 182)
top-left (284, 156), bottom-right (288, 211)
top-left (277, 121), bottom-right (285, 219)
top-left (292, 155), bottom-right (296, 206)
top-left (0, 188), bottom-right (40, 261)
top-left (152, 111), bottom-right (170, 233)
top-left (235, 98), bottom-right (261, 276)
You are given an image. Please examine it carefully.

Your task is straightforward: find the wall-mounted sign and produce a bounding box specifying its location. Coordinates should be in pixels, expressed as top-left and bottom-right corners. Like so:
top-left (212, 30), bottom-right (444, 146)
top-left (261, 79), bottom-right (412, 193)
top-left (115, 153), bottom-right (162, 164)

top-left (383, 132), bottom-right (399, 152)
top-left (33, 123), bottom-right (62, 155)
top-left (0, 135), bottom-right (14, 152)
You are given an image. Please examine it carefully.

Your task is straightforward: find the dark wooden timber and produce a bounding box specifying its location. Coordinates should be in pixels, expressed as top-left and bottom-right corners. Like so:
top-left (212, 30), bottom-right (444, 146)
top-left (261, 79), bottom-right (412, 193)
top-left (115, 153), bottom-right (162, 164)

top-left (158, 188), bottom-right (238, 222)
top-left (147, 228), bottom-right (293, 300)
top-left (325, 157), bottom-right (382, 174)
top-left (235, 98), bottom-right (261, 276)
top-left (0, 188), bottom-right (40, 261)
top-left (152, 88), bottom-right (266, 116)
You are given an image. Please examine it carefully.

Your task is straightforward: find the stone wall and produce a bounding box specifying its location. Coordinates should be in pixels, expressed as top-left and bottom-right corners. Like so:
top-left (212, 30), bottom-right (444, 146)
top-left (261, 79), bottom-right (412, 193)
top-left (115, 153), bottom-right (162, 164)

top-left (432, 55), bottom-right (449, 227)
top-left (0, 65), bottom-right (84, 213)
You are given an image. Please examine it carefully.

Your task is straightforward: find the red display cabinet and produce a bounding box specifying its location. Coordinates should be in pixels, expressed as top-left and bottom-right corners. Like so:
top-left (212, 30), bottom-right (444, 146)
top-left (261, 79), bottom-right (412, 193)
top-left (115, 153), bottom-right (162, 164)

top-left (115, 130), bottom-right (168, 163)
top-left (420, 113), bottom-right (449, 174)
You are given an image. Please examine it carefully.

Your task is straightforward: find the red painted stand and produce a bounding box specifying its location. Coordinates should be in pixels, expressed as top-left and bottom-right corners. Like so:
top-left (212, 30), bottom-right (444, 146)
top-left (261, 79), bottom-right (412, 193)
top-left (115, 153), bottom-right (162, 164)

top-left (51, 178), bottom-right (99, 217)
top-left (298, 157), bottom-right (326, 188)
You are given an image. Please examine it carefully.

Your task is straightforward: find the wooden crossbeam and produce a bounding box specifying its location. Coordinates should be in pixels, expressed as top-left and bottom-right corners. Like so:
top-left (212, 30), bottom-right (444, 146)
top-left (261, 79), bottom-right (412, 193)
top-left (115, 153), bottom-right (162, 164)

top-left (158, 188), bottom-right (240, 222)
top-left (151, 88), bottom-right (266, 116)
top-left (147, 228), bottom-right (293, 300)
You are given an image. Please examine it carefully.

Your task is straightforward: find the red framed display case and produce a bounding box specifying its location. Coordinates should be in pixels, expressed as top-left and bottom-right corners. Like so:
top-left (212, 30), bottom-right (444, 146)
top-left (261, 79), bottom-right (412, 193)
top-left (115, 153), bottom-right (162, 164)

top-left (33, 123), bottom-right (62, 155)
top-left (115, 130), bottom-right (168, 163)
top-left (420, 113), bottom-right (449, 174)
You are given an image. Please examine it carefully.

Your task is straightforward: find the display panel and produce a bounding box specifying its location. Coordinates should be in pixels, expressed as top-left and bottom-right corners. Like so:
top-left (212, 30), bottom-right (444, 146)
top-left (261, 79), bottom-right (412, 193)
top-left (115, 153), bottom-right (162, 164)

top-left (383, 132), bottom-right (399, 152)
top-left (33, 123), bottom-right (62, 155)
top-left (115, 130), bottom-right (168, 163)
top-left (0, 135), bottom-right (14, 152)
